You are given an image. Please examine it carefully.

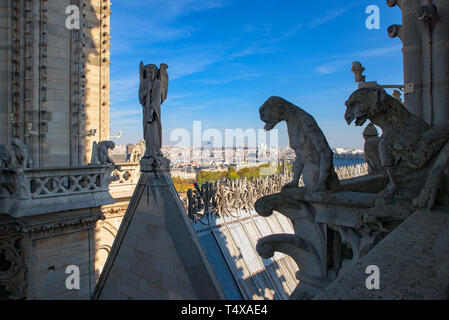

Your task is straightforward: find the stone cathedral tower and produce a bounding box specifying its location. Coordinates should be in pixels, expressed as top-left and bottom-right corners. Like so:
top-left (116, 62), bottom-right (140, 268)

top-left (0, 0), bottom-right (111, 167)
top-left (0, 0), bottom-right (114, 300)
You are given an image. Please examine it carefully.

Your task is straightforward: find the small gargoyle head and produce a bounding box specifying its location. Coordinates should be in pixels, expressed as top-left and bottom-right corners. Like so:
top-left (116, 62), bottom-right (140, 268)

top-left (103, 141), bottom-right (116, 150)
top-left (259, 96), bottom-right (288, 131)
top-left (345, 87), bottom-right (387, 127)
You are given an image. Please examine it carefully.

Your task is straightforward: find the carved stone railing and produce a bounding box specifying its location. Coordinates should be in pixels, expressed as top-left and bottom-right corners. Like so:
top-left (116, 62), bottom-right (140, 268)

top-left (109, 163), bottom-right (141, 199)
top-left (187, 164), bottom-right (368, 220)
top-left (186, 165), bottom-right (416, 300)
top-left (0, 165), bottom-right (116, 218)
top-left (110, 163), bottom-right (140, 186)
top-left (335, 163), bottom-right (368, 180)
top-left (187, 173), bottom-right (293, 220)
top-left (27, 166), bottom-right (114, 197)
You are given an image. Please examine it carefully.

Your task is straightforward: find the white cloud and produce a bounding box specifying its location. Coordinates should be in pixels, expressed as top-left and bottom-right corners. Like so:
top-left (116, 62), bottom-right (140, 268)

top-left (109, 75), bottom-right (139, 104)
top-left (314, 45), bottom-right (402, 75)
top-left (315, 61), bottom-right (348, 75)
top-left (112, 0), bottom-right (229, 45)
top-left (309, 4), bottom-right (358, 29)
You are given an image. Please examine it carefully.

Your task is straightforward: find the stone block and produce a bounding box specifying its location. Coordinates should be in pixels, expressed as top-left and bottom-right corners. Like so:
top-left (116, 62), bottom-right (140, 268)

top-left (93, 173), bottom-right (225, 300)
top-left (315, 210), bottom-right (449, 300)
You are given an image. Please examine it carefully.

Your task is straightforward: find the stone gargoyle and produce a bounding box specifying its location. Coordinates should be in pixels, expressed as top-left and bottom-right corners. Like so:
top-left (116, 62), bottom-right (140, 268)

top-left (253, 93), bottom-right (420, 299)
top-left (91, 141), bottom-right (116, 165)
top-left (128, 139), bottom-right (146, 163)
top-left (345, 86), bottom-right (449, 209)
top-left (0, 138), bottom-right (32, 200)
top-left (260, 96), bottom-right (340, 192)
top-left (90, 141), bottom-right (121, 187)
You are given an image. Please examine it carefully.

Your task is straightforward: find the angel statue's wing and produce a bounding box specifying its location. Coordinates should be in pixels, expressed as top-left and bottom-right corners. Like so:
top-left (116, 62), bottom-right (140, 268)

top-left (139, 61), bottom-right (147, 106)
top-left (159, 63), bottom-right (169, 104)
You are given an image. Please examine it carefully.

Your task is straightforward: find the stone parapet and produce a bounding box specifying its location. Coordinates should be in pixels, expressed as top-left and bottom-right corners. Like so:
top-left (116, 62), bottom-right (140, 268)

top-left (254, 175), bottom-right (416, 299)
top-left (1, 164), bottom-right (116, 218)
top-left (315, 209), bottom-right (449, 300)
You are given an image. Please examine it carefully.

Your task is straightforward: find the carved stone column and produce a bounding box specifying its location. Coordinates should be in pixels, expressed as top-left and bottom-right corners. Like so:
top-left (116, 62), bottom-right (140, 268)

top-left (388, 0), bottom-right (449, 125)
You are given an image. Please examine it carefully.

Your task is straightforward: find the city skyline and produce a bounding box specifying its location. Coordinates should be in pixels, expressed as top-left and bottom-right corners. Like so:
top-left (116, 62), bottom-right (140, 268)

top-left (108, 0), bottom-right (403, 149)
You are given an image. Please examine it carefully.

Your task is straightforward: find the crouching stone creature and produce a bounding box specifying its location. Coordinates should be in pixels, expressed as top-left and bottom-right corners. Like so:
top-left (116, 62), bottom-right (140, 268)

top-left (91, 141), bottom-right (116, 165)
top-left (345, 86), bottom-right (449, 209)
top-left (260, 96), bottom-right (340, 192)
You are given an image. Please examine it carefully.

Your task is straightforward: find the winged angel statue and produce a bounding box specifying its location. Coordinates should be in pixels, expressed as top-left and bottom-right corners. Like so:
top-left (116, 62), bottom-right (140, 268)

top-left (138, 62), bottom-right (169, 163)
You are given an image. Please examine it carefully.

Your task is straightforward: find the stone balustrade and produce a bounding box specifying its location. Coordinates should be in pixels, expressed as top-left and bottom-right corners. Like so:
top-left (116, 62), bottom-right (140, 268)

top-left (110, 163), bottom-right (140, 186)
top-left (1, 165), bottom-right (117, 218)
top-left (108, 163), bottom-right (141, 200)
top-left (27, 166), bottom-right (112, 197)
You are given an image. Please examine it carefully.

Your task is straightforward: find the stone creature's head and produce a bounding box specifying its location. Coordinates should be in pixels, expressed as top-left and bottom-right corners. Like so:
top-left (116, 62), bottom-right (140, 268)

top-left (259, 96), bottom-right (289, 131)
top-left (0, 144), bottom-right (11, 168)
top-left (101, 141), bottom-right (116, 151)
top-left (345, 87), bottom-right (389, 127)
top-left (10, 138), bottom-right (32, 168)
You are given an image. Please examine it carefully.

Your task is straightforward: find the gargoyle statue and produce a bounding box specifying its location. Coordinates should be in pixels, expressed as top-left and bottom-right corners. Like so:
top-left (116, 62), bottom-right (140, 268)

top-left (91, 141), bottom-right (116, 165)
top-left (0, 138), bottom-right (32, 199)
top-left (260, 96), bottom-right (340, 192)
top-left (345, 86), bottom-right (449, 209)
top-left (128, 139), bottom-right (146, 163)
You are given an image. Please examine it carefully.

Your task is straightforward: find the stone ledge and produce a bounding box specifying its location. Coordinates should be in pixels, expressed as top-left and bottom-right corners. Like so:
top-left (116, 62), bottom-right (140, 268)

top-left (314, 210), bottom-right (449, 300)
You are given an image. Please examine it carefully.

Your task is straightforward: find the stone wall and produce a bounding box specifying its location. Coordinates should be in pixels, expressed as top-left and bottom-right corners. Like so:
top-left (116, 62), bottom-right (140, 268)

top-left (1, 207), bottom-right (102, 300)
top-left (0, 0), bottom-right (9, 145)
top-left (25, 220), bottom-right (97, 300)
top-left (0, 0), bottom-right (111, 168)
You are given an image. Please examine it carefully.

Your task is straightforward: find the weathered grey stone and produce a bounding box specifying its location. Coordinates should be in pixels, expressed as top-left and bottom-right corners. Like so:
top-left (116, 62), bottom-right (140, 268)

top-left (363, 123), bottom-right (384, 175)
top-left (387, 0), bottom-right (449, 126)
top-left (90, 141), bottom-right (116, 165)
top-left (345, 86), bottom-right (449, 210)
top-left (139, 62), bottom-right (170, 170)
top-left (259, 96), bottom-right (340, 191)
top-left (93, 170), bottom-right (225, 300)
top-left (315, 210), bottom-right (449, 300)
top-left (0, 138), bottom-right (32, 202)
top-left (128, 140), bottom-right (146, 163)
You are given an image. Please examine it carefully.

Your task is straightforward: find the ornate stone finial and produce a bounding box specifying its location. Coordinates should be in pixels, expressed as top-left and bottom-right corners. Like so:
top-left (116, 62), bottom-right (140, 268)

top-left (363, 123), bottom-right (379, 138)
top-left (362, 123), bottom-right (383, 175)
top-left (138, 61), bottom-right (171, 172)
top-left (351, 61), bottom-right (366, 83)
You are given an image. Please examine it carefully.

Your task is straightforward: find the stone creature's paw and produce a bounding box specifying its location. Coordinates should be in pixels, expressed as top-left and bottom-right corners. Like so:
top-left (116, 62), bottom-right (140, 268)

top-left (311, 183), bottom-right (326, 193)
top-left (255, 196), bottom-right (276, 217)
top-left (412, 186), bottom-right (438, 210)
top-left (378, 183), bottom-right (397, 199)
top-left (282, 181), bottom-right (299, 191)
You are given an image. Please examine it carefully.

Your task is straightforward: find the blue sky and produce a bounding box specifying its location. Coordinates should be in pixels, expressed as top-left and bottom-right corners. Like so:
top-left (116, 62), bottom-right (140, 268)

top-left (108, 0), bottom-right (403, 149)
